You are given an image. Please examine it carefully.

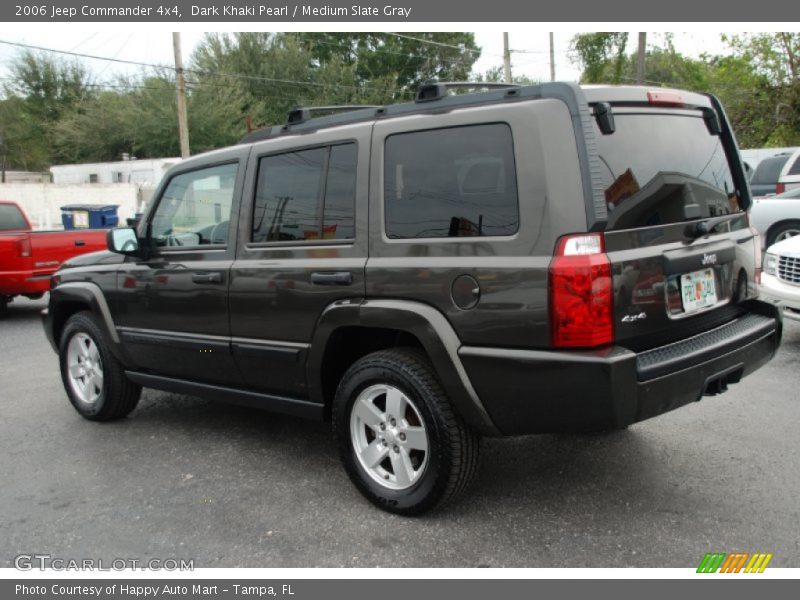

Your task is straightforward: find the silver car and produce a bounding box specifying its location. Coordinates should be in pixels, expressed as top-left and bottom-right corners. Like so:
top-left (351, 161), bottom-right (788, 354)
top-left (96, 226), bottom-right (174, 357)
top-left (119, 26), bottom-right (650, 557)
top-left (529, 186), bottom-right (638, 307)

top-left (749, 187), bottom-right (800, 248)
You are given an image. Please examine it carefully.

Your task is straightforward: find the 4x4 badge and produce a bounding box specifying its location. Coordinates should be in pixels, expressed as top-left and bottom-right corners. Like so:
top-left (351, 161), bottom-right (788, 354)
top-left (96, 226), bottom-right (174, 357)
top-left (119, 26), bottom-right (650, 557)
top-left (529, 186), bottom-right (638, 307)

top-left (621, 312), bottom-right (647, 323)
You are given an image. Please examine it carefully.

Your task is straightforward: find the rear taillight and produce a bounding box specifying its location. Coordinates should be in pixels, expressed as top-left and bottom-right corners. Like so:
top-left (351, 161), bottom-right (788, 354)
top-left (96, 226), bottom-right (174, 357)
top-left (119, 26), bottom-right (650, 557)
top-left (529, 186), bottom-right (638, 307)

top-left (15, 237), bottom-right (31, 258)
top-left (549, 233), bottom-right (614, 348)
top-left (775, 183), bottom-right (786, 195)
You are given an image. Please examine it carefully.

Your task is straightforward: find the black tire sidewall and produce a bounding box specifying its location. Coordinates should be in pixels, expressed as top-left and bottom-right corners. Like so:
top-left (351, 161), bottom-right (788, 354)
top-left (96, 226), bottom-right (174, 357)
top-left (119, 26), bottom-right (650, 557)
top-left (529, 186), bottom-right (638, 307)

top-left (334, 356), bottom-right (452, 515)
top-left (768, 221), bottom-right (800, 248)
top-left (59, 313), bottom-right (113, 419)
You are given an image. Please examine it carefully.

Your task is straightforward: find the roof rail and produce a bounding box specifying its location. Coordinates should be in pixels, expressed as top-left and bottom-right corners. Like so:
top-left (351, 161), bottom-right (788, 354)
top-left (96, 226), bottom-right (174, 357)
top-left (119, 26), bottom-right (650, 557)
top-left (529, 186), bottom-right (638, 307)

top-left (285, 105), bottom-right (383, 127)
top-left (415, 81), bottom-right (521, 103)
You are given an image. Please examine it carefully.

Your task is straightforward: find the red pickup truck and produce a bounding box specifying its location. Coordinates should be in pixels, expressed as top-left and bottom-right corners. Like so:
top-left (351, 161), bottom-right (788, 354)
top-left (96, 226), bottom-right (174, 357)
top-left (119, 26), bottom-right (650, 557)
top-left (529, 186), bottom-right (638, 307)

top-left (1, 200), bottom-right (108, 316)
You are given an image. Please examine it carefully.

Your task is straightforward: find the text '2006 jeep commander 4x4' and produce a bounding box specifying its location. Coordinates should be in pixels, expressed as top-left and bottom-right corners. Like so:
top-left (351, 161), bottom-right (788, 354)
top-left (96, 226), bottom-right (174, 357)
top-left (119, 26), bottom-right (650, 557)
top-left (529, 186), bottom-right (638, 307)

top-left (44, 82), bottom-right (782, 515)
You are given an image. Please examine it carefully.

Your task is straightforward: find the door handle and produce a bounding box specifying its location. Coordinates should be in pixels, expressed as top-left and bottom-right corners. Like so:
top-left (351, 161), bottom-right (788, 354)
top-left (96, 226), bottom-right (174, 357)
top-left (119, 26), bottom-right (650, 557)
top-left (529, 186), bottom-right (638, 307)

top-left (74, 240), bottom-right (85, 247)
top-left (192, 272), bottom-right (223, 284)
top-left (311, 271), bottom-right (353, 286)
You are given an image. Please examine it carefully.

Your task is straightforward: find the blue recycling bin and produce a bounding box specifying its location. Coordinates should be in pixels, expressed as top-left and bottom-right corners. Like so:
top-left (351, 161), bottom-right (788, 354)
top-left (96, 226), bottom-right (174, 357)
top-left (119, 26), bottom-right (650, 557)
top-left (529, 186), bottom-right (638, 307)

top-left (60, 204), bottom-right (119, 230)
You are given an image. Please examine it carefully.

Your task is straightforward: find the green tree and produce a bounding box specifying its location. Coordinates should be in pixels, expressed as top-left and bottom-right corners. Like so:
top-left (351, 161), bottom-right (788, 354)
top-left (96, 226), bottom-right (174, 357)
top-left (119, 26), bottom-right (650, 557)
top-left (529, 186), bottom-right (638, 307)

top-left (723, 33), bottom-right (800, 146)
top-left (569, 33), bottom-right (629, 83)
top-left (301, 32), bottom-right (480, 90)
top-left (2, 50), bottom-right (94, 168)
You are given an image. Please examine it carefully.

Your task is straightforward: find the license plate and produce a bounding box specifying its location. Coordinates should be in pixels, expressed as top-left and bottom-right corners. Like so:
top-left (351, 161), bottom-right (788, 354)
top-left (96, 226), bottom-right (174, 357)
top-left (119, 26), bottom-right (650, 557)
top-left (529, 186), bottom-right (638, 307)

top-left (680, 268), bottom-right (717, 313)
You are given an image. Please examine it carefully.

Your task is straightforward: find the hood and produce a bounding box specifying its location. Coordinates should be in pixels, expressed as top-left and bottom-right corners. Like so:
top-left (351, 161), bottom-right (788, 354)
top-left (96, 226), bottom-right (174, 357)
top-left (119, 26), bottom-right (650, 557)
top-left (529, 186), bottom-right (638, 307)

top-left (60, 250), bottom-right (126, 269)
top-left (766, 234), bottom-right (800, 257)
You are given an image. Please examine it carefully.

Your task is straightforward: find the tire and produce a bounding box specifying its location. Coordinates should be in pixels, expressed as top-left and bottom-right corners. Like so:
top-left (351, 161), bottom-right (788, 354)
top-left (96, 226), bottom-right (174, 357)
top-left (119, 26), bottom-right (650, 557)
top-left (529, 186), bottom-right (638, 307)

top-left (767, 220), bottom-right (800, 248)
top-left (0, 296), bottom-right (8, 318)
top-left (332, 348), bottom-right (480, 516)
top-left (59, 311), bottom-right (141, 421)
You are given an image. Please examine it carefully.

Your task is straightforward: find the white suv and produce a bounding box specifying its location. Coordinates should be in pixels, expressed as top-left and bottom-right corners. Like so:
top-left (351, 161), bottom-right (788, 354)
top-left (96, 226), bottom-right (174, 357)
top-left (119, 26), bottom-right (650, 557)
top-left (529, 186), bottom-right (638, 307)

top-left (761, 235), bottom-right (800, 322)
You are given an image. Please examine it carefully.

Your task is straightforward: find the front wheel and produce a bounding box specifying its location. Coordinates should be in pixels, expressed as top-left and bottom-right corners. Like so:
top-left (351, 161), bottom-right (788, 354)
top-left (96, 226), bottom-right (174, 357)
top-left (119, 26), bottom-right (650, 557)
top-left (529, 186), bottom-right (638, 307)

top-left (332, 348), bottom-right (480, 515)
top-left (59, 312), bottom-right (141, 421)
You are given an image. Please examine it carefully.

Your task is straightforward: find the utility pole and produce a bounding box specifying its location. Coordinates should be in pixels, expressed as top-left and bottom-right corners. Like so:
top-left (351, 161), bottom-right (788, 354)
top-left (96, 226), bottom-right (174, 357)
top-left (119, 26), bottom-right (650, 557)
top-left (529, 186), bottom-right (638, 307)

top-left (0, 131), bottom-right (6, 184)
top-left (172, 32), bottom-right (190, 159)
top-left (636, 32), bottom-right (647, 85)
top-left (549, 32), bottom-right (556, 82)
top-left (503, 32), bottom-right (512, 84)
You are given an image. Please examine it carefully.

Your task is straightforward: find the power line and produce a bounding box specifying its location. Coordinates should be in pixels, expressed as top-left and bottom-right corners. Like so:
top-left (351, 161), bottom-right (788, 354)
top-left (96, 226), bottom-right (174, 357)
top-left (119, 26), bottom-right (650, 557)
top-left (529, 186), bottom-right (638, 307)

top-left (387, 33), bottom-right (485, 57)
top-left (0, 39), bottom-right (172, 71)
top-left (0, 38), bottom-right (413, 98)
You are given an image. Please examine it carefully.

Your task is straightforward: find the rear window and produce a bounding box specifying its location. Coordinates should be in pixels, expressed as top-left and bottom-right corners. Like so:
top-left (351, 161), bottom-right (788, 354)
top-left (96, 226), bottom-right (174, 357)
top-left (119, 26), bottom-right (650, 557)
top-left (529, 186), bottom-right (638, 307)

top-left (595, 112), bottom-right (741, 231)
top-left (0, 204), bottom-right (28, 231)
top-left (752, 155), bottom-right (790, 184)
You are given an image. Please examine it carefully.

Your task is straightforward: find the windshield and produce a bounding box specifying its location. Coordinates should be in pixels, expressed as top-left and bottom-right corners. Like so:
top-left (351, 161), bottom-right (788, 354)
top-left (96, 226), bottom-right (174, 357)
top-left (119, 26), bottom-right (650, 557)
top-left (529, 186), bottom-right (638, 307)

top-left (0, 204), bottom-right (28, 231)
top-left (594, 111), bottom-right (741, 231)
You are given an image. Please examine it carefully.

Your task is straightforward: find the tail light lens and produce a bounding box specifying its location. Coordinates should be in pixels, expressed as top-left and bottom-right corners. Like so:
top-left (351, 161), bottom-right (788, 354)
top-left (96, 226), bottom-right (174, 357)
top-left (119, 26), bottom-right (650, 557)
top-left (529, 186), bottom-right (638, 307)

top-left (775, 183), bottom-right (786, 195)
top-left (549, 233), bottom-right (614, 348)
top-left (15, 237), bottom-right (31, 258)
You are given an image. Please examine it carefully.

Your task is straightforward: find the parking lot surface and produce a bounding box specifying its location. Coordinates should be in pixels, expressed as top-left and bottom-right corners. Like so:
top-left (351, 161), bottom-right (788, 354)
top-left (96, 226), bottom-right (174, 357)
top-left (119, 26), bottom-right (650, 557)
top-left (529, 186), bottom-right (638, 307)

top-left (1, 296), bottom-right (798, 568)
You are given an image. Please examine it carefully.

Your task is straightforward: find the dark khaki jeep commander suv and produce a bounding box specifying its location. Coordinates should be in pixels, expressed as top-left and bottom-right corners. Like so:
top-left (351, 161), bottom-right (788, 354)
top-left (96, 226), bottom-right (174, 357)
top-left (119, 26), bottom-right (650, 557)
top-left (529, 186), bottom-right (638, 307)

top-left (44, 82), bottom-right (782, 514)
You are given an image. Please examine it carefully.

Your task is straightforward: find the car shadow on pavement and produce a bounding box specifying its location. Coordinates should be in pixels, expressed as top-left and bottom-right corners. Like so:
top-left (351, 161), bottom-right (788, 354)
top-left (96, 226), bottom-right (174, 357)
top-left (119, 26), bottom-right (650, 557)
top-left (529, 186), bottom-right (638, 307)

top-left (119, 389), bottom-right (668, 520)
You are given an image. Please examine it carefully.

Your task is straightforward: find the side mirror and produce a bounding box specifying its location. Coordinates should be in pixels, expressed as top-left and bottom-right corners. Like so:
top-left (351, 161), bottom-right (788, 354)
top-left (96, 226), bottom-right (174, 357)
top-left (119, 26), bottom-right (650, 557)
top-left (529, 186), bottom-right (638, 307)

top-left (107, 227), bottom-right (140, 255)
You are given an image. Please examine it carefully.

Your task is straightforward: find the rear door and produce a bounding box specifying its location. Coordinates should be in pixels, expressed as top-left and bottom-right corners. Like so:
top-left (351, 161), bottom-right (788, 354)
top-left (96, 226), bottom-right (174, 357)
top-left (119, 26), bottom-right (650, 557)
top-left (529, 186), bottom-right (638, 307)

top-left (590, 101), bottom-right (756, 351)
top-left (228, 122), bottom-right (370, 398)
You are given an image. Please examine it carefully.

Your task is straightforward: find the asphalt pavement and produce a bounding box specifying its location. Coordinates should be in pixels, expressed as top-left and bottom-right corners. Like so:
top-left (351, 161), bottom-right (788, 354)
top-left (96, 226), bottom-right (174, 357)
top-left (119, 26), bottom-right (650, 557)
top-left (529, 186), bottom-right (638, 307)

top-left (1, 296), bottom-right (798, 568)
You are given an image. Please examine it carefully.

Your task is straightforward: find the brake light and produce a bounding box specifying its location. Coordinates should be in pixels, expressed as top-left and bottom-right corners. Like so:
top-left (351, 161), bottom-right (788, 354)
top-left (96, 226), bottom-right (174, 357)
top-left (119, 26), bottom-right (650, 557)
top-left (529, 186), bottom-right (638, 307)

top-left (647, 90), bottom-right (685, 108)
top-left (549, 233), bottom-right (614, 348)
top-left (775, 183), bottom-right (786, 195)
top-left (15, 237), bottom-right (31, 258)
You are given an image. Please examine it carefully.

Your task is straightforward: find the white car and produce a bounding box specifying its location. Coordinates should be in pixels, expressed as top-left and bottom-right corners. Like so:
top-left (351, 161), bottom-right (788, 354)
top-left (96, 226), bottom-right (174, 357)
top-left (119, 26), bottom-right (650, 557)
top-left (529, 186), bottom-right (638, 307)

top-left (760, 235), bottom-right (800, 322)
top-left (749, 187), bottom-right (800, 248)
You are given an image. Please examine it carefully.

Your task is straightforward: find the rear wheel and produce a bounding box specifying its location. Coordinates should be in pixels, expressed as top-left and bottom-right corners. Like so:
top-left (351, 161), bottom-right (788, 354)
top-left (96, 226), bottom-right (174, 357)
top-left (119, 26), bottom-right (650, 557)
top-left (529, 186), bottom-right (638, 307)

top-left (767, 220), bottom-right (800, 248)
top-left (0, 296), bottom-right (8, 318)
top-left (332, 348), bottom-right (480, 515)
top-left (59, 312), bottom-right (141, 421)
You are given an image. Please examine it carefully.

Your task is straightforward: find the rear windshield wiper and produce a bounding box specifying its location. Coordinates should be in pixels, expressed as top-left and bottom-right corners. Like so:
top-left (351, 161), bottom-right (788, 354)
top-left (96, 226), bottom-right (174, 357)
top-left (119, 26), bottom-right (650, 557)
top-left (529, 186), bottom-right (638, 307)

top-left (684, 213), bottom-right (742, 241)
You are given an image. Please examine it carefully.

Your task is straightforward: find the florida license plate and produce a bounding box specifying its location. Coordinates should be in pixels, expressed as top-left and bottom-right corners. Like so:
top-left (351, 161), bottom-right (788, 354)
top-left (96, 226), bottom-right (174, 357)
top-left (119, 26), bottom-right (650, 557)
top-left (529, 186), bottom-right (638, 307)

top-left (681, 268), bottom-right (717, 313)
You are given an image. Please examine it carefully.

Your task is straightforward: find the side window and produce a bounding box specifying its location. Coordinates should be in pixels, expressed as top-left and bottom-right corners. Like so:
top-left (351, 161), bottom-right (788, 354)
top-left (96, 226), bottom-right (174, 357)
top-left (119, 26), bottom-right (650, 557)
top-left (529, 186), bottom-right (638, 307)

top-left (384, 123), bottom-right (519, 239)
top-left (789, 155), bottom-right (800, 176)
top-left (150, 163), bottom-right (238, 247)
top-left (252, 143), bottom-right (357, 243)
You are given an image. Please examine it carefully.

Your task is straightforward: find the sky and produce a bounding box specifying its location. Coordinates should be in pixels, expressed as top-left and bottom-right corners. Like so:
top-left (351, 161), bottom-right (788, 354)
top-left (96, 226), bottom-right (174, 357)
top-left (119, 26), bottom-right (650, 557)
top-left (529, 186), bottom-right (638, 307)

top-left (0, 29), bottom-right (734, 90)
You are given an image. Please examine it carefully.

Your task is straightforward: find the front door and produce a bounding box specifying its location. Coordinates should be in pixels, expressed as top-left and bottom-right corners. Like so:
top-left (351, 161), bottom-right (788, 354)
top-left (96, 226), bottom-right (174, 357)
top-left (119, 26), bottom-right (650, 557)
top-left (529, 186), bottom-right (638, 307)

top-left (113, 152), bottom-right (248, 386)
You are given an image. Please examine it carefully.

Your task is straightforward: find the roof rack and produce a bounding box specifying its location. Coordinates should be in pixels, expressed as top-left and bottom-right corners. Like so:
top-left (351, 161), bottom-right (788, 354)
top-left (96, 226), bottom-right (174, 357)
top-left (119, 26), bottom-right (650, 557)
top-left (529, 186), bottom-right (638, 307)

top-left (285, 105), bottom-right (383, 127)
top-left (415, 81), bottom-right (520, 103)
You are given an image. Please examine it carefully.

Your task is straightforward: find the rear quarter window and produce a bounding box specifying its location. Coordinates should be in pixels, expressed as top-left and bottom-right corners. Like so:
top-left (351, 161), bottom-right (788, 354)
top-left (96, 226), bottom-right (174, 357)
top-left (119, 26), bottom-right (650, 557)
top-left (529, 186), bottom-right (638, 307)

top-left (384, 123), bottom-right (519, 239)
top-left (788, 154), bottom-right (800, 176)
top-left (752, 156), bottom-right (790, 184)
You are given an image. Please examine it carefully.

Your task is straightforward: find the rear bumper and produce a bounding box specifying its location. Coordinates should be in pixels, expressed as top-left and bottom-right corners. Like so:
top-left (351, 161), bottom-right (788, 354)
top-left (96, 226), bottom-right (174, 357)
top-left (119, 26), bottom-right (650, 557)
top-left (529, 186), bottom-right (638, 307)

top-left (459, 303), bottom-right (782, 435)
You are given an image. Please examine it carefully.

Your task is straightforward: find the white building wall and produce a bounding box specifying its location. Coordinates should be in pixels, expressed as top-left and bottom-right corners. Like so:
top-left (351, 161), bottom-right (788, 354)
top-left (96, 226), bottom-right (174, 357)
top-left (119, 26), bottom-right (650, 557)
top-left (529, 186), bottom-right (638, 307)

top-left (0, 183), bottom-right (154, 230)
top-left (50, 158), bottom-right (180, 186)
